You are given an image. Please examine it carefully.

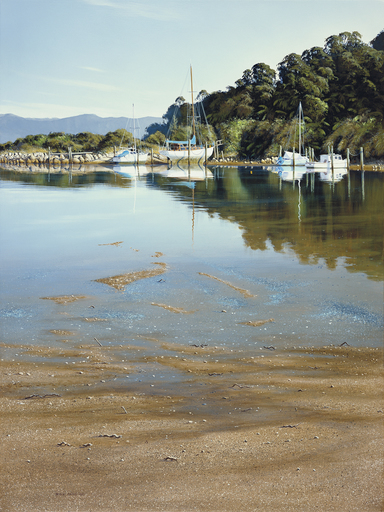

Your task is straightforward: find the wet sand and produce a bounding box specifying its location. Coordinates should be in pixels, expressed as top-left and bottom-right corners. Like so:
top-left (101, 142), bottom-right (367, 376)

top-left (1, 343), bottom-right (383, 511)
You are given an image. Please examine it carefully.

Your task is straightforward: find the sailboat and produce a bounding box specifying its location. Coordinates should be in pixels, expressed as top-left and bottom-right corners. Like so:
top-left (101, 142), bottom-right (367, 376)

top-left (277, 102), bottom-right (309, 166)
top-left (112, 105), bottom-right (148, 164)
top-left (306, 153), bottom-right (347, 170)
top-left (159, 66), bottom-right (215, 162)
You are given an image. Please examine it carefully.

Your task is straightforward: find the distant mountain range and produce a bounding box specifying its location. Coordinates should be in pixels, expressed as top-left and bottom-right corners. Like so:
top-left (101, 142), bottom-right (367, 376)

top-left (0, 113), bottom-right (164, 143)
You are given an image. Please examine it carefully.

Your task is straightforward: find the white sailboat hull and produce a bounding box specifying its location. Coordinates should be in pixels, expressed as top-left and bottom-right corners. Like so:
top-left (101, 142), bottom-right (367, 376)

top-left (306, 154), bottom-right (347, 170)
top-left (277, 151), bottom-right (309, 166)
top-left (112, 150), bottom-right (148, 164)
top-left (160, 145), bottom-right (214, 161)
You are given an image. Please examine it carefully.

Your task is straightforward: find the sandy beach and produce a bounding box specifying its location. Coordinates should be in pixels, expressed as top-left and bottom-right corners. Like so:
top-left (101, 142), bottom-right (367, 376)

top-left (1, 342), bottom-right (383, 512)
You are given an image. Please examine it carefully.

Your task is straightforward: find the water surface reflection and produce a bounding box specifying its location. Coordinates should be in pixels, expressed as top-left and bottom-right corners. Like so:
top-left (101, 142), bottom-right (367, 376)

top-left (0, 165), bottom-right (382, 371)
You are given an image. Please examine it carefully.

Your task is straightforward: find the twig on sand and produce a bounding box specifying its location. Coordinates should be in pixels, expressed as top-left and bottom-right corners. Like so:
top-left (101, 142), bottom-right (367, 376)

top-left (24, 393), bottom-right (61, 400)
top-left (94, 337), bottom-right (102, 346)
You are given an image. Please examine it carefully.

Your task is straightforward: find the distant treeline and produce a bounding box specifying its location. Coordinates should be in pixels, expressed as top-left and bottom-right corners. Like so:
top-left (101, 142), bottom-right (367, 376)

top-left (0, 129), bottom-right (165, 154)
top-left (1, 30), bottom-right (383, 160)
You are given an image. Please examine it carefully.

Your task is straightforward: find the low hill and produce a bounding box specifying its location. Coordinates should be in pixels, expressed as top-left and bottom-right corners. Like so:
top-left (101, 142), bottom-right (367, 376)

top-left (0, 113), bottom-right (163, 143)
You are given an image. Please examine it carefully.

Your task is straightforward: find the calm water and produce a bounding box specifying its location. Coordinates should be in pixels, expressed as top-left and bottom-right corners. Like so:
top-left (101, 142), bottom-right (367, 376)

top-left (0, 164), bottom-right (382, 370)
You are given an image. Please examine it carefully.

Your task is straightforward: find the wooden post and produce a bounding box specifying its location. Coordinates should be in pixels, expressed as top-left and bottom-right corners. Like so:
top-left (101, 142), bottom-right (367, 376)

top-left (279, 145), bottom-right (282, 158)
top-left (292, 147), bottom-right (295, 168)
top-left (205, 142), bottom-right (207, 167)
top-left (188, 139), bottom-right (191, 167)
top-left (114, 146), bottom-right (116, 157)
top-left (151, 148), bottom-right (153, 166)
top-left (331, 145), bottom-right (334, 178)
top-left (348, 167), bottom-right (351, 197)
top-left (360, 147), bottom-right (364, 171)
top-left (347, 148), bottom-right (350, 171)
top-left (48, 147), bottom-right (51, 167)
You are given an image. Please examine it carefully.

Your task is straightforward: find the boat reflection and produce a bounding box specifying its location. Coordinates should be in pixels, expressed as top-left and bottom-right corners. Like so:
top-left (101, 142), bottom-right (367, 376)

top-left (113, 164), bottom-right (153, 180)
top-left (156, 163), bottom-right (214, 182)
top-left (274, 164), bottom-right (349, 186)
top-left (319, 168), bottom-right (348, 183)
top-left (276, 166), bottom-right (307, 182)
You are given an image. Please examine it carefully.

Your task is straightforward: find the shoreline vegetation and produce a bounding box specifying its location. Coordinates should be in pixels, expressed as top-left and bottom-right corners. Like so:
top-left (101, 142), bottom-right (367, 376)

top-left (1, 31), bottom-right (383, 165)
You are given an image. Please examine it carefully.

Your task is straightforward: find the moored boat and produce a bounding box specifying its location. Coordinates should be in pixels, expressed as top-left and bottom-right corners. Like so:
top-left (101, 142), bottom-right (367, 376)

top-left (160, 135), bottom-right (214, 161)
top-left (111, 104), bottom-right (148, 165)
top-left (277, 102), bottom-right (309, 166)
top-left (277, 151), bottom-right (309, 167)
top-left (306, 153), bottom-right (347, 170)
top-left (112, 148), bottom-right (148, 164)
top-left (160, 66), bottom-right (215, 162)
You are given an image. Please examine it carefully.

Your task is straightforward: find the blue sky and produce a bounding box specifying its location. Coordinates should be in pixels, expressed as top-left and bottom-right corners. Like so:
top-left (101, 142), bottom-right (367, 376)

top-left (0, 0), bottom-right (383, 120)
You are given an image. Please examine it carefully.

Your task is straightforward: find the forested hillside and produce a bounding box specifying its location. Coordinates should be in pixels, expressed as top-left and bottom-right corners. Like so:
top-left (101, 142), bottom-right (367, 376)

top-left (148, 30), bottom-right (384, 160)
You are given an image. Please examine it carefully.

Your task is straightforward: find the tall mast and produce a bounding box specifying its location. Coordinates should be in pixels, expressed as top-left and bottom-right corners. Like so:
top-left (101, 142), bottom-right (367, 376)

top-left (132, 103), bottom-right (136, 152)
top-left (190, 65), bottom-right (195, 139)
top-left (298, 102), bottom-right (302, 156)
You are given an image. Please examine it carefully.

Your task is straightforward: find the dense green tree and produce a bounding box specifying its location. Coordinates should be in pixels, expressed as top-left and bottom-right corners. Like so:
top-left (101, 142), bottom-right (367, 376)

top-left (42, 132), bottom-right (73, 152)
top-left (322, 31), bottom-right (383, 124)
top-left (250, 63), bottom-right (276, 120)
top-left (371, 30), bottom-right (384, 51)
top-left (73, 132), bottom-right (103, 151)
top-left (219, 119), bottom-right (254, 155)
top-left (145, 130), bottom-right (166, 146)
top-left (99, 129), bottom-right (133, 150)
top-left (274, 51), bottom-right (330, 126)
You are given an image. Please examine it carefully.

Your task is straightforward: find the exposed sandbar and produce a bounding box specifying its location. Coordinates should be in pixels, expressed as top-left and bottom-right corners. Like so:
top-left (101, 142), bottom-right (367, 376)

top-left (95, 262), bottom-right (167, 291)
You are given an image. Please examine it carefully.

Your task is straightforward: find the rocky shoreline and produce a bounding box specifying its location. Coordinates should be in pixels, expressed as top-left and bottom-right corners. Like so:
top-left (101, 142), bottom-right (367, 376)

top-left (0, 150), bottom-right (111, 166)
top-left (1, 151), bottom-right (383, 171)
